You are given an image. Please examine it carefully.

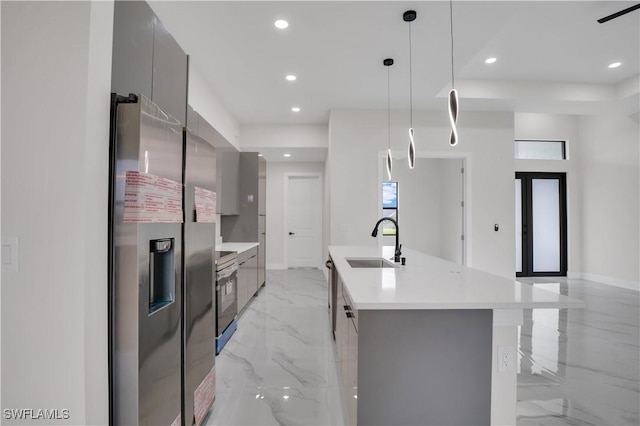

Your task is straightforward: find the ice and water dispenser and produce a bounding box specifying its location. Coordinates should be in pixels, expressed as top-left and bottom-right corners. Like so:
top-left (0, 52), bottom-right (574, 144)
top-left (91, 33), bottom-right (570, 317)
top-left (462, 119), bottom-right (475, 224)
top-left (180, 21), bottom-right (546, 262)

top-left (149, 238), bottom-right (175, 314)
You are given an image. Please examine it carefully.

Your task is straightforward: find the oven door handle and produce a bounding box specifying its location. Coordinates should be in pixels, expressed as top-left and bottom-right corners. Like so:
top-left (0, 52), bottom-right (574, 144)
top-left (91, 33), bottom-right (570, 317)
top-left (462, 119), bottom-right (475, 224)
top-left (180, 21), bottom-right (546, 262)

top-left (217, 264), bottom-right (238, 280)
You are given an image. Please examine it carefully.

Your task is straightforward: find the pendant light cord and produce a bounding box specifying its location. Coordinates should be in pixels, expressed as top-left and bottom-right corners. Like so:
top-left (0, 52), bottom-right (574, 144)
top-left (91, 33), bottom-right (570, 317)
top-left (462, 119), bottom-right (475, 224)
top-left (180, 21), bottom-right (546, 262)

top-left (408, 22), bottom-right (413, 128)
top-left (387, 66), bottom-right (391, 150)
top-left (450, 0), bottom-right (455, 89)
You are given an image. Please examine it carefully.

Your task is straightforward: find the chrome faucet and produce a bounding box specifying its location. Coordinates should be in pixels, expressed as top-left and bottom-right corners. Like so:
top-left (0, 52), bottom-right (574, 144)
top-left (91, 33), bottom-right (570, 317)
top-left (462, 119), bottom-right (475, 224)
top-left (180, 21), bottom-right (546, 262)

top-left (371, 217), bottom-right (402, 263)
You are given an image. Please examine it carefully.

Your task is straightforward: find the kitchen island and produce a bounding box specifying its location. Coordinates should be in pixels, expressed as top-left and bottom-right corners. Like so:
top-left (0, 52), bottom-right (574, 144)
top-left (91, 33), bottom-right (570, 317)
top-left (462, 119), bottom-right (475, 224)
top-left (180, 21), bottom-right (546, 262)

top-left (328, 245), bottom-right (584, 426)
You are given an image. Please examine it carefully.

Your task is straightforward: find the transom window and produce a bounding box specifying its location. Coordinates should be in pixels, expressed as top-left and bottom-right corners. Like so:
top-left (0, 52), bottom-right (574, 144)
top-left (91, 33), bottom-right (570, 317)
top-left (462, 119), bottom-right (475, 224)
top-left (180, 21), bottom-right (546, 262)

top-left (515, 140), bottom-right (566, 160)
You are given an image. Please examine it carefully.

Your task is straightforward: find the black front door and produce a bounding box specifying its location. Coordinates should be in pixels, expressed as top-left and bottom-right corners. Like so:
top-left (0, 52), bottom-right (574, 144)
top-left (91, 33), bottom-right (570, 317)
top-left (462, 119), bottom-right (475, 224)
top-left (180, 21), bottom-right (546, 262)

top-left (516, 172), bottom-right (567, 277)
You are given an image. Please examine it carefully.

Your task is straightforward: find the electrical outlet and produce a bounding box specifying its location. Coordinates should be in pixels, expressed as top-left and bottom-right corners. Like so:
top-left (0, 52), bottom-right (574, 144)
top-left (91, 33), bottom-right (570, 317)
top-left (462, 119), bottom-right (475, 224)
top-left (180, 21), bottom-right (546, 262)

top-left (498, 345), bottom-right (516, 372)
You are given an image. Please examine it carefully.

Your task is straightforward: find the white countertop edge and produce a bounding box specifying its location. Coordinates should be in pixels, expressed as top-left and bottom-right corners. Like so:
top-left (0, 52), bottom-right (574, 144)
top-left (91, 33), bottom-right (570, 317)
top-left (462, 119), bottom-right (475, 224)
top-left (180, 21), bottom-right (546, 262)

top-left (329, 245), bottom-right (585, 311)
top-left (354, 300), bottom-right (585, 310)
top-left (217, 242), bottom-right (259, 253)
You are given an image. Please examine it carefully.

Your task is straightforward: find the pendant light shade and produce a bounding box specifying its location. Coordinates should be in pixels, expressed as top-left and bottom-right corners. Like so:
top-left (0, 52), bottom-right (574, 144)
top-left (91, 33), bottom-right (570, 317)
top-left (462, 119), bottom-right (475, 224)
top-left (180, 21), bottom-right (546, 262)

top-left (448, 0), bottom-right (460, 146)
top-left (408, 128), bottom-right (416, 169)
top-left (383, 58), bottom-right (394, 180)
top-left (404, 10), bottom-right (417, 169)
top-left (448, 89), bottom-right (458, 146)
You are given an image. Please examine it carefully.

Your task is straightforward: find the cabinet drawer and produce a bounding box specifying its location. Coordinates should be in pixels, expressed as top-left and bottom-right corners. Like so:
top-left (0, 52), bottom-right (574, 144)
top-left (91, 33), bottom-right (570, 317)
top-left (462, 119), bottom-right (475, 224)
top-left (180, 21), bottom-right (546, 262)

top-left (238, 251), bottom-right (248, 263)
top-left (343, 287), bottom-right (358, 332)
top-left (248, 247), bottom-right (258, 258)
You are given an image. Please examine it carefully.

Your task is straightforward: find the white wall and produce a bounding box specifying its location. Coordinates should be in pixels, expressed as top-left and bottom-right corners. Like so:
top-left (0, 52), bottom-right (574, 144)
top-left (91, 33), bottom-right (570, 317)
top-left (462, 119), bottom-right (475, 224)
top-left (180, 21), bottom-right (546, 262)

top-left (514, 113), bottom-right (582, 274)
top-left (329, 109), bottom-right (515, 278)
top-left (1, 1), bottom-right (113, 423)
top-left (266, 161), bottom-right (325, 269)
top-left (188, 65), bottom-right (240, 150)
top-left (578, 115), bottom-right (639, 289)
top-left (241, 124), bottom-right (328, 148)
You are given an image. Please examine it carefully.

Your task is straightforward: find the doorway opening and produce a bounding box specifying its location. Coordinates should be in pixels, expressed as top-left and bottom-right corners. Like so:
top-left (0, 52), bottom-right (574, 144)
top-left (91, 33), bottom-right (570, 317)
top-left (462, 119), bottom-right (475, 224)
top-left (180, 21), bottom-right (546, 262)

top-left (379, 155), bottom-right (468, 265)
top-left (515, 172), bottom-right (567, 277)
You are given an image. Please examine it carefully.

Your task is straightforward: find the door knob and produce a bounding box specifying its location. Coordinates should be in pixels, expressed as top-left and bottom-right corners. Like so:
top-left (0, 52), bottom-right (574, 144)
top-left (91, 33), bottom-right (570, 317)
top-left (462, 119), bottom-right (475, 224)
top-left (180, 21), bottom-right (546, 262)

top-left (289, 232), bottom-right (295, 235)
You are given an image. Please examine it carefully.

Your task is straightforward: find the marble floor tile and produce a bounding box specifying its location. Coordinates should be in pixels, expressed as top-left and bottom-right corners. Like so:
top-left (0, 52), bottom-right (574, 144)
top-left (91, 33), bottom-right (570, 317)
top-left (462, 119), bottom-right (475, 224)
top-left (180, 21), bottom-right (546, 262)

top-left (205, 270), bottom-right (639, 426)
top-left (206, 269), bottom-right (345, 426)
top-left (517, 277), bottom-right (639, 426)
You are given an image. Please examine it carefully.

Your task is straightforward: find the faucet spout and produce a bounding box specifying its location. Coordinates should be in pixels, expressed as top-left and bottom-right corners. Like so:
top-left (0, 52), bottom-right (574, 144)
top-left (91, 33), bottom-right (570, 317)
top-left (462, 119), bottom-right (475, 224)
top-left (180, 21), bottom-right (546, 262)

top-left (371, 217), bottom-right (402, 263)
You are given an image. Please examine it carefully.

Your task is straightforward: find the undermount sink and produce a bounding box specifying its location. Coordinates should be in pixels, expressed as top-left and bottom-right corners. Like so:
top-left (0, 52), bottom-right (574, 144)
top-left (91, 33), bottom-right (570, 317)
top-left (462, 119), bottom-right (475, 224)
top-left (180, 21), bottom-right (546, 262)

top-left (346, 257), bottom-right (398, 268)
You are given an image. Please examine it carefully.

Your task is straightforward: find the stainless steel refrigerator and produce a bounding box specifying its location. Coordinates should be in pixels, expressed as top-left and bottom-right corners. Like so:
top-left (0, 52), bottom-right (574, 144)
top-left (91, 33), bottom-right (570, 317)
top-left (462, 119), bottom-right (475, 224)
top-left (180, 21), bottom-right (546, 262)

top-left (182, 107), bottom-right (217, 426)
top-left (108, 94), bottom-right (184, 425)
top-left (109, 96), bottom-right (219, 425)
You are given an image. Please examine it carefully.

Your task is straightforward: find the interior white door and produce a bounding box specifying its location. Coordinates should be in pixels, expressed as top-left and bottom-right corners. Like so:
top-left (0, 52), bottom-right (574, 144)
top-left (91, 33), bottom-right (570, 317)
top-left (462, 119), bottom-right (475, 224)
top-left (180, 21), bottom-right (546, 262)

top-left (286, 175), bottom-right (321, 268)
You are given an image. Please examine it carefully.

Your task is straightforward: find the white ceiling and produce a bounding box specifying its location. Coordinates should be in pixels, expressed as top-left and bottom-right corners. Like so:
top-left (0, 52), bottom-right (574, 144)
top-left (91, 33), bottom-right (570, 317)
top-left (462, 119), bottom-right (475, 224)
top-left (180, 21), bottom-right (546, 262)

top-left (149, 1), bottom-right (639, 129)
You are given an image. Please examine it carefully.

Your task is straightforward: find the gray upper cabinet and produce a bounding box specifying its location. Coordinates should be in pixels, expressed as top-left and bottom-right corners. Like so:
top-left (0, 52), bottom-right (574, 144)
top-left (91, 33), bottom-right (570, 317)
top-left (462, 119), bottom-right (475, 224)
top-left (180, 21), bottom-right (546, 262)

top-left (258, 156), bottom-right (266, 215)
top-left (111, 1), bottom-right (187, 126)
top-left (239, 152), bottom-right (259, 216)
top-left (111, 1), bottom-right (154, 99)
top-left (151, 24), bottom-right (187, 125)
top-left (220, 153), bottom-right (264, 240)
top-left (216, 150), bottom-right (240, 215)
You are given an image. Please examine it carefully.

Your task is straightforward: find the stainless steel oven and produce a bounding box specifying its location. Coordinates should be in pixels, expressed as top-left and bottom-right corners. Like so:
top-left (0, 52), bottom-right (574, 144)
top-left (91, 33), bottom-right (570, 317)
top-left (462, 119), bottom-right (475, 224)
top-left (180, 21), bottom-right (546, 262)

top-left (215, 251), bottom-right (238, 354)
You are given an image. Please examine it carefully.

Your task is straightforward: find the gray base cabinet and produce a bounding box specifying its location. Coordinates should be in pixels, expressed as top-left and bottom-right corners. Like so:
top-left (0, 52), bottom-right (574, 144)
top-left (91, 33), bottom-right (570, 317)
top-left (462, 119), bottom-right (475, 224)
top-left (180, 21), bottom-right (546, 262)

top-left (333, 274), bottom-right (493, 426)
top-left (237, 251), bottom-right (249, 313)
top-left (247, 248), bottom-right (258, 294)
top-left (237, 247), bottom-right (259, 313)
top-left (258, 215), bottom-right (266, 287)
top-left (335, 276), bottom-right (358, 426)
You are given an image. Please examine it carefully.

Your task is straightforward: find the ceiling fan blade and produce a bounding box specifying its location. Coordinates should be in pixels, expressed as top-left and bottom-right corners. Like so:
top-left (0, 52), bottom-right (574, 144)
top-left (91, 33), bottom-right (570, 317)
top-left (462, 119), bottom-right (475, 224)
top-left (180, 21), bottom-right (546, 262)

top-left (597, 3), bottom-right (640, 23)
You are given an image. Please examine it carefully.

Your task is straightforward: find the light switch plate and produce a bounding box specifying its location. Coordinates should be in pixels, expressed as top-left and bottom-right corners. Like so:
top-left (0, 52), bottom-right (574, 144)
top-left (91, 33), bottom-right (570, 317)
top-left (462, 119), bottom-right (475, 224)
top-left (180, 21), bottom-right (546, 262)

top-left (2, 237), bottom-right (19, 272)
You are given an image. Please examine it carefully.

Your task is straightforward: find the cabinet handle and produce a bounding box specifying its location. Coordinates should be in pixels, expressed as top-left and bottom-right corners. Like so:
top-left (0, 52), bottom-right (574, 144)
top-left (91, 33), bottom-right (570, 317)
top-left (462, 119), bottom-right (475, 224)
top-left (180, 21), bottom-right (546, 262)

top-left (346, 312), bottom-right (354, 318)
top-left (344, 305), bottom-right (351, 311)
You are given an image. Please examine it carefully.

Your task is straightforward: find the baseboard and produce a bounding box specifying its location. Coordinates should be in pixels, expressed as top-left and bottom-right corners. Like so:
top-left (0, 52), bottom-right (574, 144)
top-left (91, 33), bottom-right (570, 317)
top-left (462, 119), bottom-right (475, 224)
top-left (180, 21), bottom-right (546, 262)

top-left (266, 264), bottom-right (286, 270)
top-left (570, 272), bottom-right (639, 292)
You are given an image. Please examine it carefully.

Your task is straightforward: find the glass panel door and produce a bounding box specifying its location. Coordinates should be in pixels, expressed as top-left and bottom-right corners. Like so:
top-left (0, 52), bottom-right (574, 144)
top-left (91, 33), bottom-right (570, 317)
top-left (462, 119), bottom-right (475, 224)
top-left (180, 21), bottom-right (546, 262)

top-left (532, 179), bottom-right (560, 272)
top-left (515, 179), bottom-right (523, 274)
top-left (515, 173), bottom-right (567, 277)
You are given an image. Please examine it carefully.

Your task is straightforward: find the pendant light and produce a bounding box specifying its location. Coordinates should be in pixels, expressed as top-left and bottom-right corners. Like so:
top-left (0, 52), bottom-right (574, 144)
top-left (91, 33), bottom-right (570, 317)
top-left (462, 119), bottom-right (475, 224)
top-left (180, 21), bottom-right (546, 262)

top-left (384, 58), bottom-right (394, 181)
top-left (403, 10), bottom-right (417, 169)
top-left (448, 0), bottom-right (459, 146)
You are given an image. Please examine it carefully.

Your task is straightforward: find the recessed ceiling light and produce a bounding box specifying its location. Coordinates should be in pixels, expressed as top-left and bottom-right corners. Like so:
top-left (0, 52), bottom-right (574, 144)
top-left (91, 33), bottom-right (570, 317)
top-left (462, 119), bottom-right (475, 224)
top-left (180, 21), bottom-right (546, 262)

top-left (485, 57), bottom-right (497, 64)
top-left (291, 107), bottom-right (300, 112)
top-left (283, 153), bottom-right (291, 157)
top-left (258, 153), bottom-right (263, 157)
top-left (274, 19), bottom-right (288, 29)
top-left (608, 62), bottom-right (622, 69)
top-left (285, 75), bottom-right (297, 81)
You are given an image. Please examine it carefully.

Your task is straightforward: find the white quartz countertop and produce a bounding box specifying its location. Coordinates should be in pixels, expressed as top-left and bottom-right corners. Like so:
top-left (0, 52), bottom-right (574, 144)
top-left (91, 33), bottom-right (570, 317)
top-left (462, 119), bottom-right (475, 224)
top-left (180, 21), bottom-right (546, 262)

top-left (218, 242), bottom-right (259, 253)
top-left (329, 246), bottom-right (585, 310)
